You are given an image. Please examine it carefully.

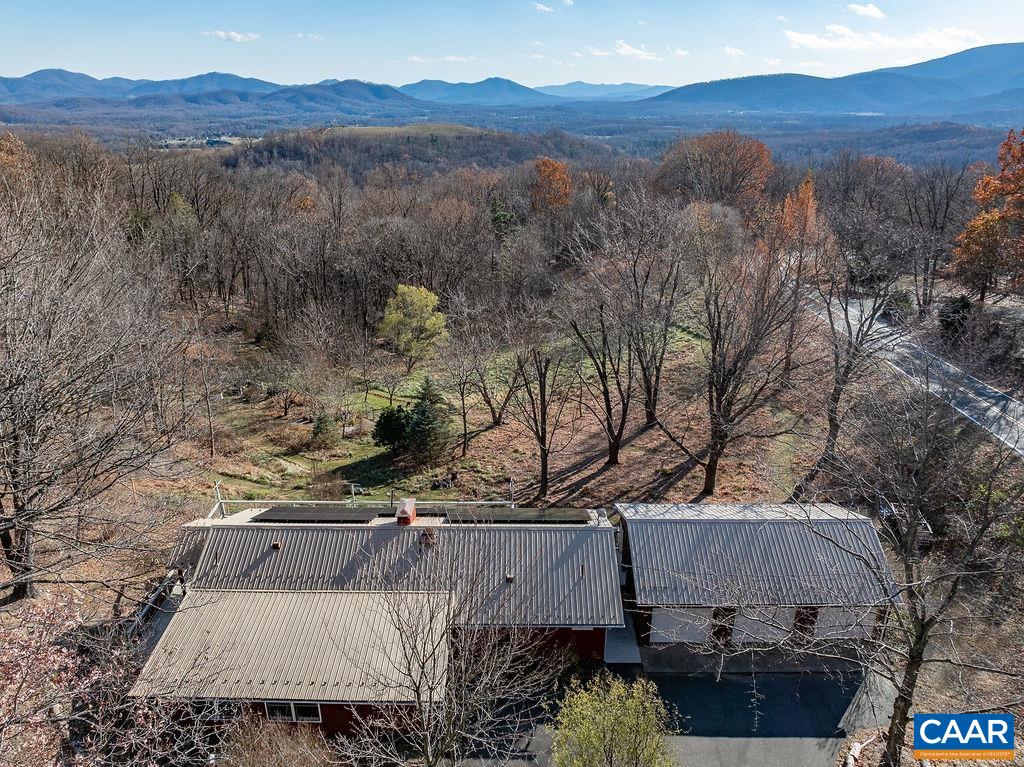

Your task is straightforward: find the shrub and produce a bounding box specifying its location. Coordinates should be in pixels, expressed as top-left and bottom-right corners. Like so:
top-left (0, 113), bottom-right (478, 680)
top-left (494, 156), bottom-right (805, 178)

top-left (939, 294), bottom-right (973, 345)
top-left (552, 672), bottom-right (676, 767)
top-left (372, 405), bottom-right (410, 451)
top-left (309, 414), bottom-right (341, 449)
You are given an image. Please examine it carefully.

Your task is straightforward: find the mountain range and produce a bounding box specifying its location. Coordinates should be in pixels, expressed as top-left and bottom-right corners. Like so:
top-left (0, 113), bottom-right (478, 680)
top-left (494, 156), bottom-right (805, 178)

top-left (1, 43), bottom-right (1022, 136)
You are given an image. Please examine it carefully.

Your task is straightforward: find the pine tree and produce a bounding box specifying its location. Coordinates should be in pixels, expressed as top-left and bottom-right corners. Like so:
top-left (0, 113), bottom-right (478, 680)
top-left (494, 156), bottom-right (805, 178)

top-left (405, 377), bottom-right (451, 464)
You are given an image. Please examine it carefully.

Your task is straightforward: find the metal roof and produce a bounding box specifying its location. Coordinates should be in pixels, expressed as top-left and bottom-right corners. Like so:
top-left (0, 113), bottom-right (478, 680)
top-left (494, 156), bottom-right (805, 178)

top-left (616, 503), bottom-right (893, 608)
top-left (175, 524), bottom-right (623, 627)
top-left (616, 502), bottom-right (867, 522)
top-left (130, 589), bottom-right (447, 703)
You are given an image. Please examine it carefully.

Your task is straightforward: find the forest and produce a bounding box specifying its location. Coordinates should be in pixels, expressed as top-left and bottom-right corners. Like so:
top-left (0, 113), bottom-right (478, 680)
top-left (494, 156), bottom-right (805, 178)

top-left (1, 121), bottom-right (1023, 766)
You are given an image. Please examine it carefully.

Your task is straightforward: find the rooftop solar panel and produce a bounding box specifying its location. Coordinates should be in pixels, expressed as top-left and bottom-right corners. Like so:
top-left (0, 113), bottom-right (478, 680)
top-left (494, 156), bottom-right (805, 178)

top-left (252, 506), bottom-right (382, 524)
top-left (446, 507), bottom-right (590, 524)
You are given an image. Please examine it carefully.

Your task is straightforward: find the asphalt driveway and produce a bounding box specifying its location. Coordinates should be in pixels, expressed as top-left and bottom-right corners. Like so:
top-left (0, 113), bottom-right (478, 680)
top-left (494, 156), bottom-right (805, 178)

top-left (653, 670), bottom-right (895, 767)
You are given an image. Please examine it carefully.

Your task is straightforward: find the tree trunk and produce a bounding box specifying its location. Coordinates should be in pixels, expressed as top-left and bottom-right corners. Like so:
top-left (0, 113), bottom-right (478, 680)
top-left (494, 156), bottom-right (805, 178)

top-left (882, 639), bottom-right (927, 767)
top-left (539, 448), bottom-right (550, 497)
top-left (702, 450), bottom-right (721, 496)
top-left (460, 391), bottom-right (469, 458)
top-left (607, 437), bottom-right (620, 466)
top-left (1, 528), bottom-right (36, 603)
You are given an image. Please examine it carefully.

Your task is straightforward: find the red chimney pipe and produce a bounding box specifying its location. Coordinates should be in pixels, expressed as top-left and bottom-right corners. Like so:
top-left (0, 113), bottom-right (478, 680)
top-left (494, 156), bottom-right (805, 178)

top-left (397, 498), bottom-right (417, 526)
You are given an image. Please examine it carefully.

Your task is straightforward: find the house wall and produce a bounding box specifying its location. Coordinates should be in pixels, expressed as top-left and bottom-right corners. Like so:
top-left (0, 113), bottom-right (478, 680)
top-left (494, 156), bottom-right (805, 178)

top-left (814, 606), bottom-right (878, 640)
top-left (249, 701), bottom-right (390, 737)
top-left (650, 607), bottom-right (713, 643)
top-left (733, 606), bottom-right (796, 643)
top-left (540, 627), bottom-right (607, 659)
top-left (649, 605), bottom-right (878, 644)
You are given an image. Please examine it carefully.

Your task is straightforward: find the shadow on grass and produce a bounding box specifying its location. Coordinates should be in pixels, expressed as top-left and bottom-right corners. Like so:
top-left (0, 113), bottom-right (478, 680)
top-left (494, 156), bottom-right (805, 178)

top-left (311, 450), bottom-right (417, 497)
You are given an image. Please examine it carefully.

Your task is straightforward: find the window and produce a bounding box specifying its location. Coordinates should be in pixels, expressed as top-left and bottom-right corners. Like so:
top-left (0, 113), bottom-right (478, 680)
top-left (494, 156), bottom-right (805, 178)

top-left (265, 702), bottom-right (293, 721)
top-left (710, 607), bottom-right (737, 645)
top-left (264, 702), bottom-right (322, 723)
top-left (292, 703), bottom-right (322, 722)
top-left (794, 606), bottom-right (819, 639)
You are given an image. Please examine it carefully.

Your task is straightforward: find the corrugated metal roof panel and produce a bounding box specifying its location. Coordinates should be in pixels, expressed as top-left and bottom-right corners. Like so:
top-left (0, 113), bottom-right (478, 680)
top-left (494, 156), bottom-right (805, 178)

top-left (616, 502), bottom-right (865, 521)
top-left (618, 504), bottom-right (892, 607)
top-left (186, 525), bottom-right (623, 627)
top-left (130, 590), bottom-right (447, 703)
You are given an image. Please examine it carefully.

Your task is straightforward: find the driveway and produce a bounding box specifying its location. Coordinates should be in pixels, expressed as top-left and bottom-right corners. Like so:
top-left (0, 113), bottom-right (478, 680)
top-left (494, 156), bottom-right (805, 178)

top-left (481, 670), bottom-right (894, 767)
top-left (654, 670), bottom-right (895, 767)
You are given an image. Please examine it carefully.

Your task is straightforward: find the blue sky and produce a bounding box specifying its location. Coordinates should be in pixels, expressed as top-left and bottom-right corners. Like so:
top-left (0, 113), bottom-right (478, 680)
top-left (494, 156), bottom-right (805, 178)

top-left (2, 0), bottom-right (1022, 86)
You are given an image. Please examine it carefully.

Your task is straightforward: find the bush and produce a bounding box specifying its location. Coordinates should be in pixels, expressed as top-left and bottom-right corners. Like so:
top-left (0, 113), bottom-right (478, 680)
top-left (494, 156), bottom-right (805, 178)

top-left (309, 414), bottom-right (341, 449)
top-left (372, 404), bottom-right (410, 451)
top-left (219, 716), bottom-right (339, 767)
top-left (939, 295), bottom-right (973, 345)
top-left (552, 672), bottom-right (675, 767)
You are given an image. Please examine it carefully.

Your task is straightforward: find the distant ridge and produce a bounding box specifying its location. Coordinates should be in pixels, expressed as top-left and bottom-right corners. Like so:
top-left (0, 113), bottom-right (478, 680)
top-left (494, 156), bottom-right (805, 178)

top-left (398, 77), bottom-right (561, 106)
top-left (537, 81), bottom-right (674, 101)
top-left (648, 42), bottom-right (1024, 114)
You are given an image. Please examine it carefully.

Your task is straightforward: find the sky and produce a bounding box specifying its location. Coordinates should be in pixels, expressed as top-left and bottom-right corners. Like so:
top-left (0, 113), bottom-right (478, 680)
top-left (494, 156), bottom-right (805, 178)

top-left (2, 0), bottom-right (1023, 87)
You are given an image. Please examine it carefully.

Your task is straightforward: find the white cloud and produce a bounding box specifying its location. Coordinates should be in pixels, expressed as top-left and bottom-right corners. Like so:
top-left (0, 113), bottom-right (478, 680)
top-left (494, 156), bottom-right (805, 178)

top-left (638, 20), bottom-right (648, 26)
top-left (847, 3), bottom-right (885, 19)
top-left (293, 32), bottom-right (325, 41)
top-left (571, 50), bottom-right (583, 58)
top-left (533, 2), bottom-right (554, 11)
top-left (615, 40), bottom-right (661, 60)
top-left (528, 39), bottom-right (544, 46)
top-left (407, 54), bottom-right (475, 63)
top-left (527, 53), bottom-right (565, 64)
top-left (777, 15), bottom-right (788, 23)
top-left (797, 60), bottom-right (826, 68)
top-left (763, 57), bottom-right (782, 66)
top-left (201, 30), bottom-right (259, 43)
top-left (722, 46), bottom-right (746, 56)
top-left (563, 0), bottom-right (574, 5)
top-left (586, 40), bottom-right (661, 60)
top-left (669, 47), bottom-right (691, 57)
top-left (783, 24), bottom-right (988, 51)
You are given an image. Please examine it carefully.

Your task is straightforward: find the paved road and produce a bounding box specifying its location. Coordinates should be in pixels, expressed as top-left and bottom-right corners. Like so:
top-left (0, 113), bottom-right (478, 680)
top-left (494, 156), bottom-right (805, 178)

top-left (822, 302), bottom-right (1024, 457)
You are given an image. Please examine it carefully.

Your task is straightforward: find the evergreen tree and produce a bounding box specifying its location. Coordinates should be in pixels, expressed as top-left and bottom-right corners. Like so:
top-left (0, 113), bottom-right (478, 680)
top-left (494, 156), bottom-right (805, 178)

top-left (372, 405), bottom-right (410, 452)
top-left (405, 377), bottom-right (451, 464)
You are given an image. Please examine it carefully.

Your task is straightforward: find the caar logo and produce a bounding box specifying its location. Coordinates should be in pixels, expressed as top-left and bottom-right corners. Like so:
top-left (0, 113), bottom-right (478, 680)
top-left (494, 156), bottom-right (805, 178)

top-left (913, 713), bottom-right (1015, 761)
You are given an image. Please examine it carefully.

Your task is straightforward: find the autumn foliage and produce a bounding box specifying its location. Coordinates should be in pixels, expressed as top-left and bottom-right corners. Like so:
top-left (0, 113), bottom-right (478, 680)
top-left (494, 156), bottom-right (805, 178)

top-left (656, 130), bottom-right (773, 213)
top-left (530, 156), bottom-right (572, 214)
top-left (954, 128), bottom-right (1024, 299)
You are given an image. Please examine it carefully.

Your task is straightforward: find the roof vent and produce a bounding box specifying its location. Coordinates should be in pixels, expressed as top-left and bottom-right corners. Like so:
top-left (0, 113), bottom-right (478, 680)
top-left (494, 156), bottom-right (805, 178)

top-left (420, 528), bottom-right (438, 549)
top-left (505, 573), bottom-right (515, 583)
top-left (271, 540), bottom-right (283, 550)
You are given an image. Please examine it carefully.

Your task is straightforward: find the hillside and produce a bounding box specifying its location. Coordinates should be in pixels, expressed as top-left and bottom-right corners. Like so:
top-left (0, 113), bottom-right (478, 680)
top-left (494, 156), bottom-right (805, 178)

top-left (224, 123), bottom-right (616, 181)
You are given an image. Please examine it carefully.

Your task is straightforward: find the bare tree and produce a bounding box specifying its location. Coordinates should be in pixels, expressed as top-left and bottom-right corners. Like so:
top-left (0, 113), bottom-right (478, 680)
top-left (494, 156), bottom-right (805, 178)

top-left (822, 364), bottom-right (1024, 767)
top-left (345, 555), bottom-right (566, 767)
top-left (563, 291), bottom-right (635, 466)
top-left (658, 205), bottom-right (809, 496)
top-left (571, 182), bottom-right (690, 428)
top-left (507, 310), bottom-right (581, 499)
top-left (791, 213), bottom-right (913, 498)
top-left (0, 152), bottom-right (191, 604)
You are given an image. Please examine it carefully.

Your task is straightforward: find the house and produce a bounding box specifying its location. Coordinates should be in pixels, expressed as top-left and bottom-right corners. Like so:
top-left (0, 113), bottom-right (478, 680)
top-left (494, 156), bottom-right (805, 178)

top-left (616, 503), bottom-right (894, 647)
top-left (131, 499), bottom-right (623, 733)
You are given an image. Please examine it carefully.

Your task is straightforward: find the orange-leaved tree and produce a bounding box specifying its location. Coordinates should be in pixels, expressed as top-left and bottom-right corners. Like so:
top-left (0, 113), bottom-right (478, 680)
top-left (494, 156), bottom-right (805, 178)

top-left (953, 128), bottom-right (1024, 301)
top-left (531, 156), bottom-right (572, 215)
